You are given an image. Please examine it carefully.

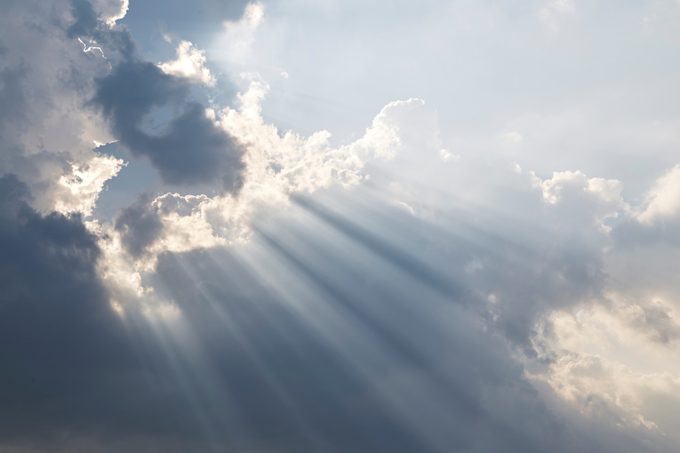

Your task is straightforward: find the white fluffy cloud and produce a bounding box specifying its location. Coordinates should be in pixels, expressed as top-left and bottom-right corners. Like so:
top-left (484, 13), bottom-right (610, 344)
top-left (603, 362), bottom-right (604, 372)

top-left (54, 153), bottom-right (125, 216)
top-left (532, 170), bottom-right (627, 231)
top-left (90, 0), bottom-right (129, 26)
top-left (637, 165), bottom-right (680, 224)
top-left (159, 40), bottom-right (216, 86)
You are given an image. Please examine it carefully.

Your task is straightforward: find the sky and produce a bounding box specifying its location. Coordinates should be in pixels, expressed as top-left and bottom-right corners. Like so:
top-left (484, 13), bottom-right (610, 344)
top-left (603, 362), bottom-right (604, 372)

top-left (1, 0), bottom-right (680, 451)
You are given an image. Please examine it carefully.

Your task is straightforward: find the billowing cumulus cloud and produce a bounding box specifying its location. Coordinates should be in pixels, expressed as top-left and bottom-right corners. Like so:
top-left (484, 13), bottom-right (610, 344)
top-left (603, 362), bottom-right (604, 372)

top-left (159, 40), bottom-right (216, 86)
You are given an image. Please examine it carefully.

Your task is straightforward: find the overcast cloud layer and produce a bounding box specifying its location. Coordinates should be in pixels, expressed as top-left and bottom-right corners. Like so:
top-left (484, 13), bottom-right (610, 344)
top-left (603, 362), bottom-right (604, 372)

top-left (1, 0), bottom-right (680, 451)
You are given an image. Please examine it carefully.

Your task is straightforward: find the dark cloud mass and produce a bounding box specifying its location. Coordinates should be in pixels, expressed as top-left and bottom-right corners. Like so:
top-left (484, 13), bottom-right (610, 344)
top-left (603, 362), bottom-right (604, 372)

top-left (93, 60), bottom-right (244, 191)
top-left (89, 48), bottom-right (243, 191)
top-left (93, 61), bottom-right (243, 191)
top-left (0, 174), bottom-right (127, 436)
top-left (0, 173), bottom-right (667, 452)
top-left (114, 193), bottom-right (163, 256)
top-left (0, 174), bottom-right (233, 451)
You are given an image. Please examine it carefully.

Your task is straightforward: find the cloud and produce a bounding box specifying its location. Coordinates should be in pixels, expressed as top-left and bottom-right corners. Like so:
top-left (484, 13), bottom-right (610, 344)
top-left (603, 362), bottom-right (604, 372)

top-left (135, 189), bottom-right (661, 453)
top-left (530, 170), bottom-right (628, 235)
top-left (91, 0), bottom-right (129, 26)
top-left (0, 174), bottom-right (139, 441)
top-left (159, 40), bottom-right (216, 86)
top-left (54, 154), bottom-right (125, 216)
top-left (611, 164), bottom-right (680, 251)
top-left (0, 161), bottom-right (666, 452)
top-left (637, 165), bottom-right (680, 224)
top-left (539, 0), bottom-right (576, 31)
top-left (0, 0), bottom-right (117, 213)
top-left (114, 193), bottom-right (164, 257)
top-left (92, 61), bottom-right (244, 190)
top-left (108, 80), bottom-right (422, 259)
top-left (530, 298), bottom-right (680, 448)
top-left (65, 0), bottom-right (246, 193)
top-left (624, 300), bottom-right (680, 345)
top-left (0, 174), bottom-right (246, 450)
top-left (502, 130), bottom-right (524, 144)
top-left (3, 0), bottom-right (680, 451)
top-left (213, 2), bottom-right (265, 68)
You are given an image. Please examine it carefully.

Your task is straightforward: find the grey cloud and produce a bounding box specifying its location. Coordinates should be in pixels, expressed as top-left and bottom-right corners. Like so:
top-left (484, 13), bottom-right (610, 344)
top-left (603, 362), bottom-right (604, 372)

top-left (0, 174), bottom-right (666, 452)
top-left (306, 180), bottom-right (606, 347)
top-left (150, 248), bottom-right (550, 453)
top-left (67, 0), bottom-right (246, 193)
top-left (141, 191), bottom-right (660, 453)
top-left (0, 174), bottom-right (131, 436)
top-left (626, 302), bottom-right (680, 345)
top-left (92, 60), bottom-right (244, 191)
top-left (0, 174), bottom-right (242, 450)
top-left (3, 0), bottom-right (244, 214)
top-left (114, 193), bottom-right (163, 257)
top-left (4, 0), bottom-right (679, 451)
top-left (67, 0), bottom-right (99, 39)
top-left (607, 214), bottom-right (680, 307)
top-left (67, 0), bottom-right (134, 59)
top-left (292, 195), bottom-right (465, 301)
top-left (613, 216), bottom-right (680, 248)
top-left (0, 67), bottom-right (26, 129)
